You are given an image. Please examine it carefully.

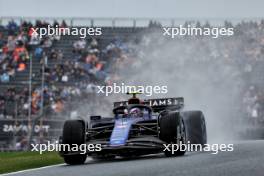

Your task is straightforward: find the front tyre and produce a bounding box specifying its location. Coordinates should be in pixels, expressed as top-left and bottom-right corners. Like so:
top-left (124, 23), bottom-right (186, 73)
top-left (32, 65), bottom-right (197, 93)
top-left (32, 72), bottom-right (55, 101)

top-left (62, 120), bottom-right (87, 165)
top-left (63, 155), bottom-right (87, 165)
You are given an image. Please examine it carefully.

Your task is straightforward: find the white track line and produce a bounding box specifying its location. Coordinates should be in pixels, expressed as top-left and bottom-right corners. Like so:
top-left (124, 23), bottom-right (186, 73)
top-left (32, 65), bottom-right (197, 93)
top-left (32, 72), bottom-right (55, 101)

top-left (0, 164), bottom-right (65, 176)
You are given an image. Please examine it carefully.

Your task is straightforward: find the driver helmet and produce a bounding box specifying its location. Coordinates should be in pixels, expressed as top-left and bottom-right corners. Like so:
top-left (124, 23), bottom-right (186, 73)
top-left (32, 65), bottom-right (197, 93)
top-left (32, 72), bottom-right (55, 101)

top-left (129, 107), bottom-right (143, 117)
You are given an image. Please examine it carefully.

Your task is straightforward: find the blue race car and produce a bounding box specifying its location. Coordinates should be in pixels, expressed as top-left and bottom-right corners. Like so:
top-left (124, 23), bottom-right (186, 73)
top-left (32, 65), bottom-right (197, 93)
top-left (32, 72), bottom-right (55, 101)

top-left (59, 93), bottom-right (207, 165)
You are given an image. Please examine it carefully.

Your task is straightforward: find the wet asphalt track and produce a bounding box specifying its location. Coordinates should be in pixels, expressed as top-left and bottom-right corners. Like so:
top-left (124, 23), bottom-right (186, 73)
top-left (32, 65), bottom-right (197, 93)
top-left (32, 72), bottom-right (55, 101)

top-left (4, 140), bottom-right (264, 176)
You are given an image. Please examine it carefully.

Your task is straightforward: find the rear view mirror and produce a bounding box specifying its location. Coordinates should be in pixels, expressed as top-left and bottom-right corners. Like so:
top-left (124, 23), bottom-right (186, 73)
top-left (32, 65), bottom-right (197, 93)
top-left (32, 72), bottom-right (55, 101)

top-left (90, 115), bottom-right (101, 121)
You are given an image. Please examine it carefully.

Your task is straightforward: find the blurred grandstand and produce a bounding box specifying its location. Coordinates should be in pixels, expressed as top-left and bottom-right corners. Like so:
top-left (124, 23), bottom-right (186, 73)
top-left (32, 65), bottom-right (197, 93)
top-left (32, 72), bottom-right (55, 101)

top-left (0, 18), bottom-right (264, 151)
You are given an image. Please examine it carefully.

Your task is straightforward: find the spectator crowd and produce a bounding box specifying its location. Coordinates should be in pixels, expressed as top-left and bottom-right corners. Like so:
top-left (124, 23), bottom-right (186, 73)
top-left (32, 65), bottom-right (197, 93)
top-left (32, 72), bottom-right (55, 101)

top-left (0, 19), bottom-right (130, 119)
top-left (0, 19), bottom-right (264, 126)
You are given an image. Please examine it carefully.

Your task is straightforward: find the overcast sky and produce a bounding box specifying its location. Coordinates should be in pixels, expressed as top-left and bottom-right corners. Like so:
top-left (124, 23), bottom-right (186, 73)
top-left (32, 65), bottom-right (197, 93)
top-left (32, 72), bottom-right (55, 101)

top-left (0, 0), bottom-right (263, 19)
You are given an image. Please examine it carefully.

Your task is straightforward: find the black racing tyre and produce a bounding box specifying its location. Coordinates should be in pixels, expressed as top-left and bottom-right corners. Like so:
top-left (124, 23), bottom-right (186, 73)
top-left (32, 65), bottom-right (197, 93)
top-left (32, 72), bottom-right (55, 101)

top-left (64, 154), bottom-right (87, 165)
top-left (62, 120), bottom-right (87, 165)
top-left (182, 111), bottom-right (207, 146)
top-left (92, 155), bottom-right (115, 160)
top-left (159, 111), bottom-right (186, 157)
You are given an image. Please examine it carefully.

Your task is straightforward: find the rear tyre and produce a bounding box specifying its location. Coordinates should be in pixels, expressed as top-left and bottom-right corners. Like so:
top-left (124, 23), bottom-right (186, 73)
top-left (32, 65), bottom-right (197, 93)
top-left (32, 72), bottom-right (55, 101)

top-left (159, 112), bottom-right (186, 157)
top-left (62, 120), bottom-right (87, 165)
top-left (182, 111), bottom-right (207, 146)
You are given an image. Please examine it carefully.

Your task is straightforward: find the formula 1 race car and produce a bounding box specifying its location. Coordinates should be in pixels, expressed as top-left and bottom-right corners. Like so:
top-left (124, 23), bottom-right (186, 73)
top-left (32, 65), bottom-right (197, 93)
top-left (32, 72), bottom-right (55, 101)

top-left (59, 93), bottom-right (207, 165)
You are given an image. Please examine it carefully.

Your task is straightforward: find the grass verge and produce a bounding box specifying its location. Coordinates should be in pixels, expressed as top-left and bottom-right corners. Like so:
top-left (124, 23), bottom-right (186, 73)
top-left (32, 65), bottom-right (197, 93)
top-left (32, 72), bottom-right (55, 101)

top-left (0, 152), bottom-right (63, 174)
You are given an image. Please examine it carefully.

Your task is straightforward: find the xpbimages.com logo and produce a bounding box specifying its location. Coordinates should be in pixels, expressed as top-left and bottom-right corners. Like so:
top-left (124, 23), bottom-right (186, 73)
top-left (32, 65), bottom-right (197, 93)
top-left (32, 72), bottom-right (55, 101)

top-left (31, 141), bottom-right (102, 154)
top-left (163, 141), bottom-right (234, 155)
top-left (30, 25), bottom-right (102, 38)
top-left (163, 25), bottom-right (234, 38)
top-left (96, 83), bottom-right (168, 96)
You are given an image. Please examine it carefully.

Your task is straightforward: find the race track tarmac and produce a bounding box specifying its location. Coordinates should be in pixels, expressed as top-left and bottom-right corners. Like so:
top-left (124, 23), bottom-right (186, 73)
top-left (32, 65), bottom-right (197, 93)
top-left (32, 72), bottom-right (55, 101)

top-left (4, 140), bottom-right (264, 176)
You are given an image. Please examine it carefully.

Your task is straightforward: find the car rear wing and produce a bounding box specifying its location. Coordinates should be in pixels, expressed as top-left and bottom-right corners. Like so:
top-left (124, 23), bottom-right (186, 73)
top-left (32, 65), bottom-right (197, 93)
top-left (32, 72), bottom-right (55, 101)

top-left (113, 97), bottom-right (184, 112)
